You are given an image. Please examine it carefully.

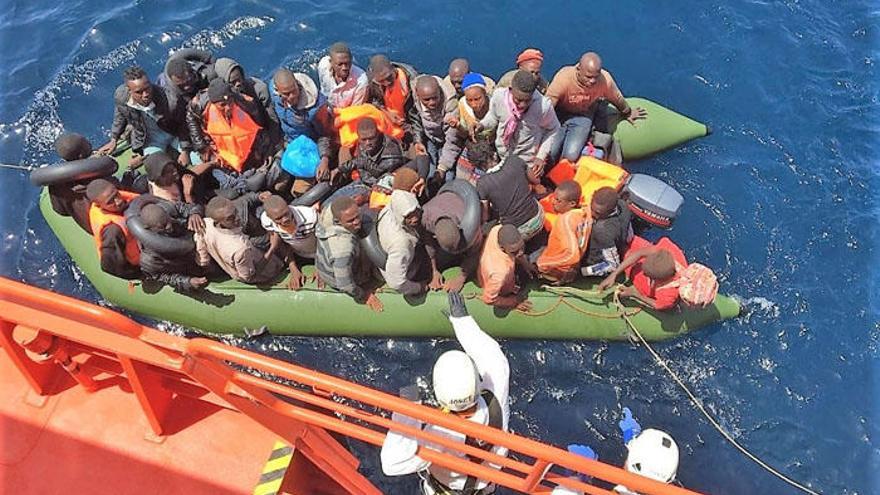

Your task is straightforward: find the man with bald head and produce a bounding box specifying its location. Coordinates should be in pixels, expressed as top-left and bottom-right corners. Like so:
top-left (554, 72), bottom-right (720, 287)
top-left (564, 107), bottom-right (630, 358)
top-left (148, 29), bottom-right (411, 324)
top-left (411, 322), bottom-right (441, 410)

top-left (547, 51), bottom-right (647, 162)
top-left (271, 68), bottom-right (333, 181)
top-left (443, 58), bottom-right (496, 98)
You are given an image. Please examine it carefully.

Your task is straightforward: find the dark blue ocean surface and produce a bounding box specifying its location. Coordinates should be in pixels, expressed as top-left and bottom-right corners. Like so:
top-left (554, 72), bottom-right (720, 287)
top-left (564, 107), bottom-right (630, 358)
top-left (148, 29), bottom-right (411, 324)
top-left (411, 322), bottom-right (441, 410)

top-left (1, 1), bottom-right (877, 493)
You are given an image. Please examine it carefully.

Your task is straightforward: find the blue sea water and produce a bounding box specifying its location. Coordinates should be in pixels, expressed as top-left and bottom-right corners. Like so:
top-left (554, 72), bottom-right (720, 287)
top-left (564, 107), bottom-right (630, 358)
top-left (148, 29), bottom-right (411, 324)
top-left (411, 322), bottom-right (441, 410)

top-left (0, 1), bottom-right (877, 493)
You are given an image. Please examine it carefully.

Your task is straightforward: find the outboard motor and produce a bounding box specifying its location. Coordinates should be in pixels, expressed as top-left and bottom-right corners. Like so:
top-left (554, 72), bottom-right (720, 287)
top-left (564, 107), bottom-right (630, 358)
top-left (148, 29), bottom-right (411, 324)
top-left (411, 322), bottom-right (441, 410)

top-left (622, 174), bottom-right (683, 230)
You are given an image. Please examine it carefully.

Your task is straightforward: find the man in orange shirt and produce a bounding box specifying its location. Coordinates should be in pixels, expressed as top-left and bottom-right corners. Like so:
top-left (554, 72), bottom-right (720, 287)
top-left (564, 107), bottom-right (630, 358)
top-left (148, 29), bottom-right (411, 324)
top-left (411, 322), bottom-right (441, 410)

top-left (478, 224), bottom-right (534, 311)
top-left (547, 52), bottom-right (647, 163)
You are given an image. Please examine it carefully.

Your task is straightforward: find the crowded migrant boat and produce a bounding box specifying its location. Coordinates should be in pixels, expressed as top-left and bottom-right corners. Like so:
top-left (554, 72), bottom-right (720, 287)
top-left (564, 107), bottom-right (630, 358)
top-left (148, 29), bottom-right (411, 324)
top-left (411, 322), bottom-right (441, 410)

top-left (34, 42), bottom-right (723, 328)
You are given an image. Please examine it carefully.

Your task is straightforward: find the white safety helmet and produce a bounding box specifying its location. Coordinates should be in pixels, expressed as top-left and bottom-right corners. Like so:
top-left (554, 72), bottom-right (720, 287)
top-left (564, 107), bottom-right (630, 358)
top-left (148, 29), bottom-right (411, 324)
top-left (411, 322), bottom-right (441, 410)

top-left (432, 350), bottom-right (479, 412)
top-left (623, 429), bottom-right (679, 483)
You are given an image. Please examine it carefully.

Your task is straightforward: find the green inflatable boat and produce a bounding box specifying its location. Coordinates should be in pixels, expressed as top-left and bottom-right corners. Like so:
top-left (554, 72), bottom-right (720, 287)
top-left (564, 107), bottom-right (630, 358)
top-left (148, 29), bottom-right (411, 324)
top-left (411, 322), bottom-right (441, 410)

top-left (38, 97), bottom-right (734, 340)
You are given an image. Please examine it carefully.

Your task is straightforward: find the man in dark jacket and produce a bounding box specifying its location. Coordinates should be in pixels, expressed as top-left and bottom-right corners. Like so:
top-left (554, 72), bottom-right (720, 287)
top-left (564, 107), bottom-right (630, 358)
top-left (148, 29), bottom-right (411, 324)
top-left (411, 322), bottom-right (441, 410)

top-left (581, 187), bottom-right (633, 277)
top-left (98, 66), bottom-right (190, 167)
top-left (137, 201), bottom-right (209, 292)
top-left (160, 48), bottom-right (215, 113)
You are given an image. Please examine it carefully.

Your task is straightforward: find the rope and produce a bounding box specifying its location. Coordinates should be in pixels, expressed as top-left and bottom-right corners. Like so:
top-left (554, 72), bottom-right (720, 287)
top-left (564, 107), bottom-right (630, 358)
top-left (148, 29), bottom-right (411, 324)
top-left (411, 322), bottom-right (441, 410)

top-left (0, 162), bottom-right (34, 171)
top-left (613, 290), bottom-right (821, 495)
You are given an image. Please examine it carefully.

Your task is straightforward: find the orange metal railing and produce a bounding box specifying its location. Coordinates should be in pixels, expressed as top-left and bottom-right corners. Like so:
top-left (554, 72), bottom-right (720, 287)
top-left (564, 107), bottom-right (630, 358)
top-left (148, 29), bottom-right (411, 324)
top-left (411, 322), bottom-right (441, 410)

top-left (0, 276), bottom-right (702, 495)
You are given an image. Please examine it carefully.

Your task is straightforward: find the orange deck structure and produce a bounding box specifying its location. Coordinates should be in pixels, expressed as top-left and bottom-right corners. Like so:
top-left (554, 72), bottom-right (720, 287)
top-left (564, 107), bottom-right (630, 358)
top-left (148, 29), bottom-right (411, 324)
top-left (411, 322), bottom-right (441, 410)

top-left (0, 276), bottom-right (703, 495)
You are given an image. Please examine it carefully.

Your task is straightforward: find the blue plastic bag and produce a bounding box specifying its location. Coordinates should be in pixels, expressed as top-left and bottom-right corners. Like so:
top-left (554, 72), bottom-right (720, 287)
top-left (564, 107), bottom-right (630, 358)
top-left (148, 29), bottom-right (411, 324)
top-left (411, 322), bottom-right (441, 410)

top-left (280, 135), bottom-right (320, 178)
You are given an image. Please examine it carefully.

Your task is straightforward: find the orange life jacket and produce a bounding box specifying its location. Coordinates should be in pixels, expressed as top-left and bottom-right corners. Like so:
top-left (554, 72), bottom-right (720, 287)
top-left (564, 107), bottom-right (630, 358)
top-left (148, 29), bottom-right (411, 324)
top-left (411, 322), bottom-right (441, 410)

top-left (384, 68), bottom-right (410, 119)
top-left (537, 209), bottom-right (592, 283)
top-left (204, 101), bottom-right (262, 173)
top-left (88, 190), bottom-right (141, 266)
top-left (334, 104), bottom-right (405, 148)
top-left (541, 156), bottom-right (629, 231)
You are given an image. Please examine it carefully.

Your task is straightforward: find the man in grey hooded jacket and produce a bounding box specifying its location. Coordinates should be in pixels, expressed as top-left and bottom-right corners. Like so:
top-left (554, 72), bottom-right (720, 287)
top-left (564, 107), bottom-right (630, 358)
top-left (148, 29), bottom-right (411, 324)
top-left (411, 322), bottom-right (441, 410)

top-left (377, 189), bottom-right (428, 296)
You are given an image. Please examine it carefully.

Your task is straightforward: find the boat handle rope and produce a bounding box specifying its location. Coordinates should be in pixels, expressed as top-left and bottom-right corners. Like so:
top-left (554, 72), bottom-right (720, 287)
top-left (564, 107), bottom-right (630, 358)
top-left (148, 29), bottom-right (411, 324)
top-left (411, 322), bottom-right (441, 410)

top-left (0, 162), bottom-right (36, 171)
top-left (613, 289), bottom-right (822, 495)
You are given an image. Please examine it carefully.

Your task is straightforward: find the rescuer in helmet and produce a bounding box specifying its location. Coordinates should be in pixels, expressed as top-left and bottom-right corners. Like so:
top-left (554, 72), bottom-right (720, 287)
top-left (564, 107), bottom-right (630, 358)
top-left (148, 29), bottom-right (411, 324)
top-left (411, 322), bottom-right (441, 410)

top-left (380, 291), bottom-right (510, 494)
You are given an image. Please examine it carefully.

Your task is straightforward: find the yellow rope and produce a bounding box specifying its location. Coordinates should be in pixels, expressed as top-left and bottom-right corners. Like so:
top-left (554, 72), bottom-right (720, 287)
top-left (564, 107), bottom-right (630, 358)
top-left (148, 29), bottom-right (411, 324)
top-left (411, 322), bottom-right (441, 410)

top-left (613, 290), bottom-right (821, 495)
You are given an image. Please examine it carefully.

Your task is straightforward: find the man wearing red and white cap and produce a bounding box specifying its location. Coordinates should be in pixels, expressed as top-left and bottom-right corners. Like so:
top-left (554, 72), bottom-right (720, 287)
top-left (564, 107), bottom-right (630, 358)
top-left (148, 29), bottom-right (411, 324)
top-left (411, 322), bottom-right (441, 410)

top-left (496, 47), bottom-right (549, 94)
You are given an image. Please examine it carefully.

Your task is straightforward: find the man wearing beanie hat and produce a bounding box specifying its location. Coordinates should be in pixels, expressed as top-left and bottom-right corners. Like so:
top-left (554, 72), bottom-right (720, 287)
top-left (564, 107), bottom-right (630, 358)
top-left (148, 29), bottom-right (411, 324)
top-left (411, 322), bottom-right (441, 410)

top-left (496, 47), bottom-right (549, 94)
top-left (186, 77), bottom-right (283, 197)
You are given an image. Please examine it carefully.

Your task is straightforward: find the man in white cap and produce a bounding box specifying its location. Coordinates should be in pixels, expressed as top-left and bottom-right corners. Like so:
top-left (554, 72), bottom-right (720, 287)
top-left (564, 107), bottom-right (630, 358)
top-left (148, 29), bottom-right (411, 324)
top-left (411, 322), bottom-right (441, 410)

top-left (381, 291), bottom-right (510, 494)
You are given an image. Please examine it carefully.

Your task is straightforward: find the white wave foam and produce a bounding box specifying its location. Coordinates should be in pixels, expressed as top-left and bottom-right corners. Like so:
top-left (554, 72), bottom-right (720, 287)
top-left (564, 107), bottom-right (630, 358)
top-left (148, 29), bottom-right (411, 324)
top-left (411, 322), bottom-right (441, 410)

top-left (0, 16), bottom-right (275, 164)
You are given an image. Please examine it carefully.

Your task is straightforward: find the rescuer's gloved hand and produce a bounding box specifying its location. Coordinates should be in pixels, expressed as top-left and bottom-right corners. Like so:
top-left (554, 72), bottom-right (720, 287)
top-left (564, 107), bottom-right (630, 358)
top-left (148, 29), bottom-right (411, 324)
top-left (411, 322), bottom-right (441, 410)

top-left (619, 407), bottom-right (642, 444)
top-left (448, 291), bottom-right (469, 318)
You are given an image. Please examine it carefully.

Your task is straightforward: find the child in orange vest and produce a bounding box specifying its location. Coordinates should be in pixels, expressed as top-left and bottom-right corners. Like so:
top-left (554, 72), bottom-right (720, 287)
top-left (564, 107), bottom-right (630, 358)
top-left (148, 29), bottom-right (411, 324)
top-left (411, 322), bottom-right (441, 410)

top-left (537, 181), bottom-right (591, 284)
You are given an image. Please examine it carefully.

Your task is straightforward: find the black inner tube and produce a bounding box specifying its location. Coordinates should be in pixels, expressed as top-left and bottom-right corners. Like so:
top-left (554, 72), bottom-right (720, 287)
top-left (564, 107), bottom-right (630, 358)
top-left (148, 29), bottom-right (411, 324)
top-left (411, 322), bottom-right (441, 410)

top-left (436, 179), bottom-right (481, 253)
top-left (292, 181), bottom-right (333, 207)
top-left (29, 156), bottom-right (118, 187)
top-left (359, 213), bottom-right (387, 270)
top-left (125, 194), bottom-right (195, 257)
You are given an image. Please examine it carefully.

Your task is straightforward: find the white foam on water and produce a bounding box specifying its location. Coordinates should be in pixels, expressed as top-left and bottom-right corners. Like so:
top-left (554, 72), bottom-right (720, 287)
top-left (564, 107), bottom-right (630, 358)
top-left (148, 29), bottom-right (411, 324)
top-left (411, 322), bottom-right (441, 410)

top-left (1, 16), bottom-right (275, 164)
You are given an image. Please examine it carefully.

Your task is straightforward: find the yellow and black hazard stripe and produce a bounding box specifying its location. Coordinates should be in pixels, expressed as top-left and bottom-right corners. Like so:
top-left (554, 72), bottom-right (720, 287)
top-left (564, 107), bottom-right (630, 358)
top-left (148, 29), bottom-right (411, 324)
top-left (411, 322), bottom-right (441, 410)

top-left (253, 440), bottom-right (294, 495)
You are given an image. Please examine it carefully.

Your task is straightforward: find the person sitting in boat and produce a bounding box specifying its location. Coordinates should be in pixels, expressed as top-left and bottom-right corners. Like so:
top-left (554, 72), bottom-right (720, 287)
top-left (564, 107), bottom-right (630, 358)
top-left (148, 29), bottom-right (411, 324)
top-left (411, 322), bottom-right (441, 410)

top-left (260, 194), bottom-right (318, 290)
top-left (411, 74), bottom-right (458, 181)
top-left (581, 187), bottom-right (633, 277)
top-left (438, 73), bottom-right (496, 185)
top-left (537, 180), bottom-right (591, 284)
top-left (420, 181), bottom-right (483, 293)
top-left (315, 196), bottom-right (384, 312)
top-left (186, 78), bottom-right (283, 198)
top-left (381, 291), bottom-right (510, 495)
top-left (597, 237), bottom-right (687, 311)
top-left (366, 54), bottom-right (420, 145)
top-left (85, 179), bottom-right (141, 279)
top-left (478, 224), bottom-right (534, 311)
top-left (477, 155), bottom-right (545, 242)
top-left (271, 69), bottom-right (333, 183)
top-left (317, 42), bottom-right (369, 109)
top-left (160, 48), bottom-right (215, 113)
top-left (49, 133), bottom-right (104, 233)
top-left (143, 151), bottom-right (198, 204)
top-left (443, 58), bottom-right (495, 99)
top-left (97, 66), bottom-right (191, 169)
top-left (214, 57), bottom-right (280, 133)
top-left (137, 202), bottom-right (209, 292)
top-left (547, 52), bottom-right (646, 164)
top-left (203, 195), bottom-right (283, 284)
top-left (496, 47), bottom-right (549, 94)
top-left (376, 189), bottom-right (429, 296)
top-left (474, 70), bottom-right (560, 182)
top-left (329, 118), bottom-right (407, 203)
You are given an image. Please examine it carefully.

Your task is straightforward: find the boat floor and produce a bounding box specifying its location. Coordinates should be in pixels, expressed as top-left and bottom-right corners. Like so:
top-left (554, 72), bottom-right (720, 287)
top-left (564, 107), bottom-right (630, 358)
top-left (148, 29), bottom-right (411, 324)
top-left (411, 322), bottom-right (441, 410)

top-left (0, 352), bottom-right (284, 494)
